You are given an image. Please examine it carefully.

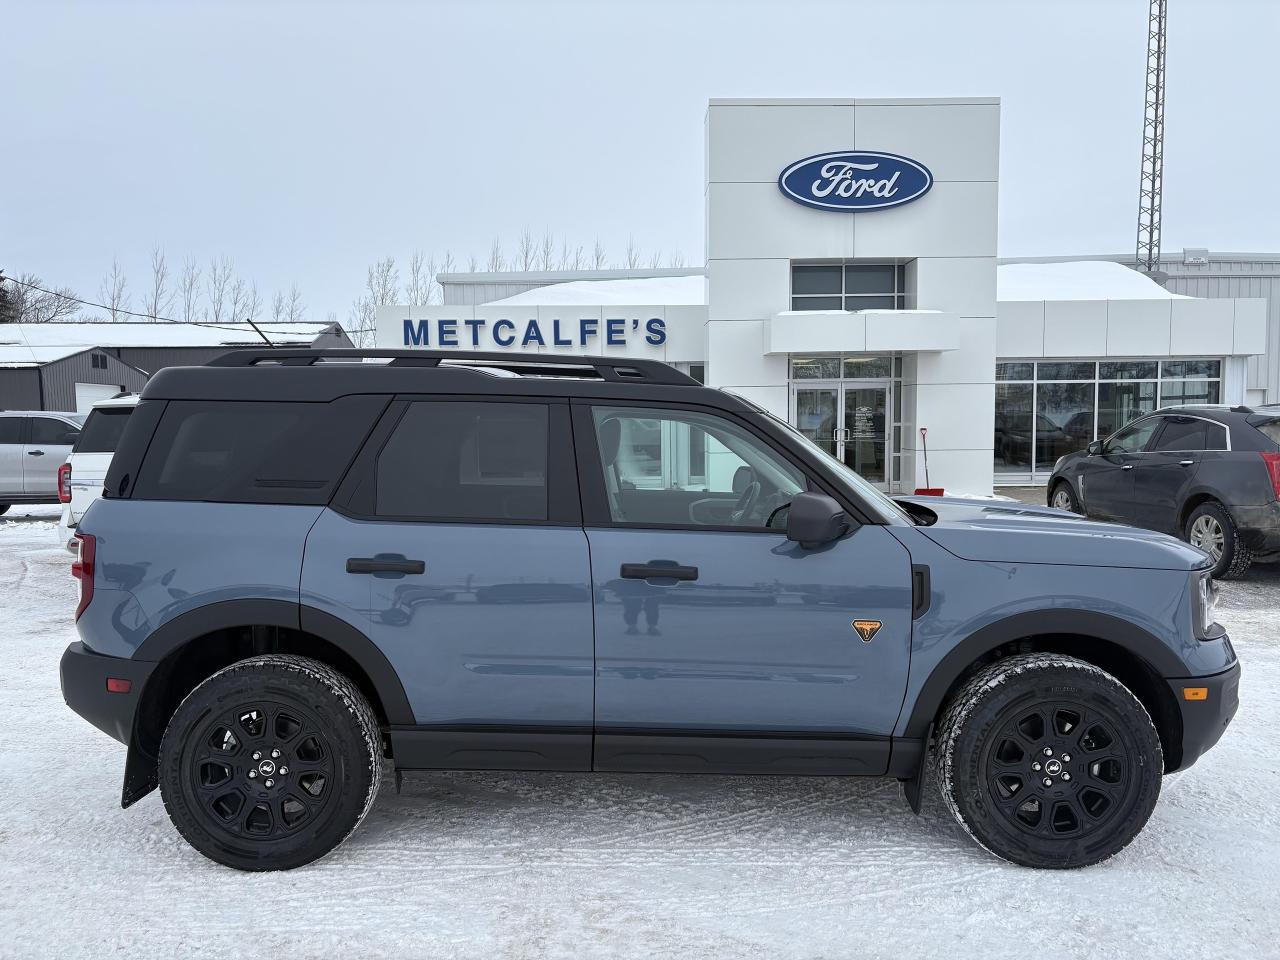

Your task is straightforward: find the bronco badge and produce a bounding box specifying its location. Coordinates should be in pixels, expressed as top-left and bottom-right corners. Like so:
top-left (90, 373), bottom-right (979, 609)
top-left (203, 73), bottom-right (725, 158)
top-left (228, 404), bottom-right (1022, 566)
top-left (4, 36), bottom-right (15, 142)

top-left (852, 619), bottom-right (882, 642)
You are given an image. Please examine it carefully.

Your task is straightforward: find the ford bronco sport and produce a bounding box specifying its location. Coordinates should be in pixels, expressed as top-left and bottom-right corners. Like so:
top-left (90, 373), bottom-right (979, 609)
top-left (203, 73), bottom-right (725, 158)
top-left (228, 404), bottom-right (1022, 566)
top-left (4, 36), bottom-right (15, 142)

top-left (60, 350), bottom-right (1240, 871)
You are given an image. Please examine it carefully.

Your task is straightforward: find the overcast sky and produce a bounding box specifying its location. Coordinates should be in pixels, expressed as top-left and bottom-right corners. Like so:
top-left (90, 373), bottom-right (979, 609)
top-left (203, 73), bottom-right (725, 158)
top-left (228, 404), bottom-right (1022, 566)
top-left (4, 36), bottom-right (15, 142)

top-left (4, 0), bottom-right (1277, 323)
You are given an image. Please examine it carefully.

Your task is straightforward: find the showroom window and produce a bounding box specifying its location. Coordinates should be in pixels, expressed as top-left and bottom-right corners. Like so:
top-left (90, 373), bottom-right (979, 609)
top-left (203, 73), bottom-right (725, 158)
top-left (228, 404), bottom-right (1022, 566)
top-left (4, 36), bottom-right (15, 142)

top-left (994, 359), bottom-right (1222, 481)
top-left (790, 262), bottom-right (907, 311)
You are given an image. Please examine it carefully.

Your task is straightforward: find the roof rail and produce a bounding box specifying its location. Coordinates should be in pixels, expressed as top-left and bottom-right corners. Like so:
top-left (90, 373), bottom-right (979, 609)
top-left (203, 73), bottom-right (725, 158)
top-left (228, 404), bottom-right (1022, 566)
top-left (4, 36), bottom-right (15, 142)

top-left (206, 349), bottom-right (699, 385)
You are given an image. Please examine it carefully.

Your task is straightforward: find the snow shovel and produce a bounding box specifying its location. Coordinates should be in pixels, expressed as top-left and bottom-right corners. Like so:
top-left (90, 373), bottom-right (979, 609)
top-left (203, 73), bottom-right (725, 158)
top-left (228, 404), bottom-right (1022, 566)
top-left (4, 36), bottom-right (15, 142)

top-left (914, 426), bottom-right (944, 496)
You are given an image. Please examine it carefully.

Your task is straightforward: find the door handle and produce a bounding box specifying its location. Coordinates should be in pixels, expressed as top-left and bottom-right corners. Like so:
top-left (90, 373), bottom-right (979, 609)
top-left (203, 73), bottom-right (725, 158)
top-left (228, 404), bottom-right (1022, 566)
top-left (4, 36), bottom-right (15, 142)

top-left (1121, 464), bottom-right (1133, 470)
top-left (1180, 459), bottom-right (1195, 466)
top-left (346, 555), bottom-right (425, 576)
top-left (27, 450), bottom-right (44, 457)
top-left (620, 562), bottom-right (699, 582)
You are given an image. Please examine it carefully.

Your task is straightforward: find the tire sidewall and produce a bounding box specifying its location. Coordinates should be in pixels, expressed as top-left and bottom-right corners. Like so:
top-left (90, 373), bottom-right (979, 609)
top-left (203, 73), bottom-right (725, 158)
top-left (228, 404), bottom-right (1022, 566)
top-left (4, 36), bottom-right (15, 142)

top-left (1185, 502), bottom-right (1241, 579)
top-left (159, 658), bottom-right (378, 871)
top-left (1050, 481), bottom-right (1079, 514)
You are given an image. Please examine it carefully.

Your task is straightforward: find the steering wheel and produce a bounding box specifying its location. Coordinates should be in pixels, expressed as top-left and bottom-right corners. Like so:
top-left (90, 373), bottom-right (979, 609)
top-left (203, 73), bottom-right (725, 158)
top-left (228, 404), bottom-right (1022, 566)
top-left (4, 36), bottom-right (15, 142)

top-left (729, 480), bottom-right (762, 525)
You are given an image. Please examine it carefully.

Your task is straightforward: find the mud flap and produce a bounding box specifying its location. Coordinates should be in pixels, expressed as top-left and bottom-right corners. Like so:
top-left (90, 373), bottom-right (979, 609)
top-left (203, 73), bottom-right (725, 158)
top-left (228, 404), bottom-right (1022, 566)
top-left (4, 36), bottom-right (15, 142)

top-left (899, 722), bottom-right (933, 815)
top-left (121, 741), bottom-right (159, 808)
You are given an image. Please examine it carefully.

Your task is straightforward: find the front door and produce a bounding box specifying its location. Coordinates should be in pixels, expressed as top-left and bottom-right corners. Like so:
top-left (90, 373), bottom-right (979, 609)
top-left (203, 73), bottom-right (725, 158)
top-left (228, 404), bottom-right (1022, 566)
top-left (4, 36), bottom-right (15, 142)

top-left (576, 402), bottom-right (913, 775)
top-left (24, 416), bottom-right (78, 496)
top-left (1077, 415), bottom-right (1163, 521)
top-left (792, 383), bottom-right (890, 489)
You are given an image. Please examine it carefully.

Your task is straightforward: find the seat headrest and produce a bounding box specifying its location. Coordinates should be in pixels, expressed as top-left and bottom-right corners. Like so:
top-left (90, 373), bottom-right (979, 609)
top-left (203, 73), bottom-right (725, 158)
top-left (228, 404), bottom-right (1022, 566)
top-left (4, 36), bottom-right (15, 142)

top-left (598, 417), bottom-right (622, 466)
top-left (732, 465), bottom-right (755, 494)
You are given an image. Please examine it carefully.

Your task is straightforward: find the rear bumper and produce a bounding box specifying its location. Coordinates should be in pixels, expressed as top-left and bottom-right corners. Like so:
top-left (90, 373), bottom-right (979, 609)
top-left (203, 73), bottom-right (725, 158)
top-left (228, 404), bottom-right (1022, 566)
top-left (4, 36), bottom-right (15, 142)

top-left (1166, 659), bottom-right (1240, 772)
top-left (59, 642), bottom-right (155, 745)
top-left (1230, 502), bottom-right (1280, 556)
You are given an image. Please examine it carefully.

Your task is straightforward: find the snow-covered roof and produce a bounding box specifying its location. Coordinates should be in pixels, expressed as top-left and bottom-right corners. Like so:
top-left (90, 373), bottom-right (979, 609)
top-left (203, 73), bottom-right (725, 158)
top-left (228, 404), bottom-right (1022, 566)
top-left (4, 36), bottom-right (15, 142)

top-left (0, 321), bottom-right (339, 368)
top-left (485, 275), bottom-right (706, 306)
top-left (996, 261), bottom-right (1189, 301)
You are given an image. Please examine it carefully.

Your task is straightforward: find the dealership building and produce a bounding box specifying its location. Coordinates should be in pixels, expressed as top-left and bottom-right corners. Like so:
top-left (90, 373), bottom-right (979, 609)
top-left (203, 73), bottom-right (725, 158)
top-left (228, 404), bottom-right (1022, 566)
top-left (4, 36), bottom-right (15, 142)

top-left (376, 97), bottom-right (1270, 494)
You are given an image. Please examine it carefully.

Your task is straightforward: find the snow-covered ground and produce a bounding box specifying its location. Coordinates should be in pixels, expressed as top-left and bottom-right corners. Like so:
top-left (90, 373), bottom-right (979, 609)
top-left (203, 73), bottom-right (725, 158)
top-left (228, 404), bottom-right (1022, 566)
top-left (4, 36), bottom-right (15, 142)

top-left (2, 504), bottom-right (1276, 960)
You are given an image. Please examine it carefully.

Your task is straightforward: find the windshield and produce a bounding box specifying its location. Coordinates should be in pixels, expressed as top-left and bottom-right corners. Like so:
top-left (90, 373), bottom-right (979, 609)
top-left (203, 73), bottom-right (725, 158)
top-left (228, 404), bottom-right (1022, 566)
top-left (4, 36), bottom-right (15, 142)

top-left (743, 399), bottom-right (912, 524)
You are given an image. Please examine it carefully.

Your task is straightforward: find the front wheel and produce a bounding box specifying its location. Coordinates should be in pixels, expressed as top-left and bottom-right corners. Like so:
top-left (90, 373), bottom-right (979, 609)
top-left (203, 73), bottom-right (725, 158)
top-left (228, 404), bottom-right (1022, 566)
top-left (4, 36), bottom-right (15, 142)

top-left (159, 655), bottom-right (383, 871)
top-left (1049, 481), bottom-right (1080, 514)
top-left (936, 653), bottom-right (1162, 869)
top-left (1185, 501), bottom-right (1252, 580)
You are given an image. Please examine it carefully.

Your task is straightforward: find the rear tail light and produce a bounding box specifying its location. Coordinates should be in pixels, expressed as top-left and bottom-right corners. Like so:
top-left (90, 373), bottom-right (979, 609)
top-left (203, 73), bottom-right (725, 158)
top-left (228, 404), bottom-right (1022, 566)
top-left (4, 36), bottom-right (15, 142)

top-left (71, 532), bottom-right (96, 620)
top-left (1262, 452), bottom-right (1280, 501)
top-left (57, 462), bottom-right (72, 503)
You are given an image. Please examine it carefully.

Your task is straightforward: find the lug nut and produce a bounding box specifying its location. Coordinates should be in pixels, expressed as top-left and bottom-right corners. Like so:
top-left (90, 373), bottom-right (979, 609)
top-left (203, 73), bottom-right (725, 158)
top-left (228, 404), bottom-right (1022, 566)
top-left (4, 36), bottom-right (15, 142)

top-left (1043, 747), bottom-right (1054, 757)
top-left (1042, 777), bottom-right (1053, 788)
top-left (279, 766), bottom-right (288, 775)
top-left (1032, 762), bottom-right (1042, 771)
top-left (1061, 754), bottom-right (1072, 763)
top-left (264, 778), bottom-right (274, 788)
top-left (248, 770), bottom-right (257, 779)
top-left (271, 749), bottom-right (281, 759)
top-left (1061, 772), bottom-right (1071, 782)
top-left (252, 752), bottom-right (262, 761)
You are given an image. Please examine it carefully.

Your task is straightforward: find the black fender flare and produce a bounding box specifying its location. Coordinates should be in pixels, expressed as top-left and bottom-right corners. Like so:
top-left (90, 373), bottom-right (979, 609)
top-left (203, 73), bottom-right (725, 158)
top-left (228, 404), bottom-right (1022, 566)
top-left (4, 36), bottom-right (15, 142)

top-left (133, 598), bottom-right (414, 724)
top-left (901, 609), bottom-right (1186, 739)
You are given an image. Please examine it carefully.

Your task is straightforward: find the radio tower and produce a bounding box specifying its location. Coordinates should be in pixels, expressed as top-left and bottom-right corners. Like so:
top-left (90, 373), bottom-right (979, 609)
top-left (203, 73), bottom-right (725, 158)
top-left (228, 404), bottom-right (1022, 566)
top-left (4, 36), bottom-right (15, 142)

top-left (1135, 0), bottom-right (1168, 274)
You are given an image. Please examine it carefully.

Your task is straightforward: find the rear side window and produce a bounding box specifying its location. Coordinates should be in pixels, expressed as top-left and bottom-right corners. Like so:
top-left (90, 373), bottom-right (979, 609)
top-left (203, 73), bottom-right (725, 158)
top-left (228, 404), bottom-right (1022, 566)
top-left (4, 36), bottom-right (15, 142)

top-left (1151, 417), bottom-right (1208, 451)
top-left (375, 401), bottom-right (548, 521)
top-left (74, 407), bottom-right (134, 453)
top-left (0, 418), bottom-right (23, 444)
top-left (133, 396), bottom-right (386, 504)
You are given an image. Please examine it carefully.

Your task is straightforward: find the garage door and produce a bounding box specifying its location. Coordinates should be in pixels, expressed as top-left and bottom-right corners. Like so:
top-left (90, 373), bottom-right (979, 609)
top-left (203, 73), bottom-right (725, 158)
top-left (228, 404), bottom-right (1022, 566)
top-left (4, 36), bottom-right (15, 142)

top-left (74, 382), bottom-right (123, 412)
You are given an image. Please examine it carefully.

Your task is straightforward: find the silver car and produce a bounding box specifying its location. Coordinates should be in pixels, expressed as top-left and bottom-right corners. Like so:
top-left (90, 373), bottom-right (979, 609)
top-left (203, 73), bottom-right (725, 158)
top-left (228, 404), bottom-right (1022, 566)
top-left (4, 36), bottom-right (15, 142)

top-left (0, 411), bottom-right (85, 514)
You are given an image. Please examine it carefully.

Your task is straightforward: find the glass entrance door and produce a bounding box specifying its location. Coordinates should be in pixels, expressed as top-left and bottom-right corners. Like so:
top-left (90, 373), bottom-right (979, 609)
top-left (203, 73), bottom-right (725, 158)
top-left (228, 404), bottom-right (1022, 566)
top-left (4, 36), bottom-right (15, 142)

top-left (792, 383), bottom-right (890, 489)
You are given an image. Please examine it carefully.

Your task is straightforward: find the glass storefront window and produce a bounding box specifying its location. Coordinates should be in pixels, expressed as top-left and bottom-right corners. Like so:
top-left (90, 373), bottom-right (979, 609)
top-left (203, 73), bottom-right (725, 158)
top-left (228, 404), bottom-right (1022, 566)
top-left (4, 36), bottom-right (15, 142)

top-left (1036, 361), bottom-right (1095, 381)
top-left (1161, 379), bottom-right (1221, 406)
top-left (1097, 381), bottom-right (1157, 438)
top-left (791, 261), bottom-right (907, 311)
top-left (1036, 383), bottom-right (1094, 471)
top-left (1099, 360), bottom-right (1158, 380)
top-left (996, 362), bottom-right (1033, 381)
top-left (791, 264), bottom-right (841, 295)
top-left (1161, 360), bottom-right (1221, 379)
top-left (842, 356), bottom-right (893, 378)
top-left (994, 383), bottom-right (1034, 474)
top-left (790, 357), bottom-right (842, 379)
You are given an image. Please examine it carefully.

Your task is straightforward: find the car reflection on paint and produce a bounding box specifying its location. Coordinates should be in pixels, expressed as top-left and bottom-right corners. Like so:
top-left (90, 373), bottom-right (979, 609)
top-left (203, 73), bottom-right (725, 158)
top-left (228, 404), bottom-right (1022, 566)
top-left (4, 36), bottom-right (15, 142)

top-left (474, 583), bottom-right (592, 604)
top-left (376, 583), bottom-right (457, 626)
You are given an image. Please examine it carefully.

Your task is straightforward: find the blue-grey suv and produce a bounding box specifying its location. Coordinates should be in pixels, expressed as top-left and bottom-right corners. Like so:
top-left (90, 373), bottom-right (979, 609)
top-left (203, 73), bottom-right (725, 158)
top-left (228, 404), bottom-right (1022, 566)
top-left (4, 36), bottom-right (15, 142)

top-left (60, 350), bottom-right (1240, 871)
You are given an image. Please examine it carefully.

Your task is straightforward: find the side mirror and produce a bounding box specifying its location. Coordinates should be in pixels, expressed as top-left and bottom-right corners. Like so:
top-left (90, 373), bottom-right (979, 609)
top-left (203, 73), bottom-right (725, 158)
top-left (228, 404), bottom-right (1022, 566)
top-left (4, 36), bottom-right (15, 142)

top-left (786, 492), bottom-right (850, 548)
top-left (1086, 440), bottom-right (1103, 456)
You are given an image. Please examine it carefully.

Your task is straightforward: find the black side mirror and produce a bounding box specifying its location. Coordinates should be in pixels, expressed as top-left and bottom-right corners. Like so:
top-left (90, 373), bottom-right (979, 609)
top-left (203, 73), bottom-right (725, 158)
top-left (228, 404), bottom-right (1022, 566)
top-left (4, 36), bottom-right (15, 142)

top-left (786, 492), bottom-right (850, 548)
top-left (1086, 440), bottom-right (1103, 456)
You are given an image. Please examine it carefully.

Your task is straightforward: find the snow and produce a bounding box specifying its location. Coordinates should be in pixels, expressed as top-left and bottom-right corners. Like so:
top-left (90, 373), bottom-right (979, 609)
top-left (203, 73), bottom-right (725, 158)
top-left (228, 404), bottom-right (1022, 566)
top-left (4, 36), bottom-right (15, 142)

top-left (486, 275), bottom-right (707, 306)
top-left (2, 511), bottom-right (1277, 958)
top-left (0, 321), bottom-right (340, 367)
top-left (997, 261), bottom-right (1190, 301)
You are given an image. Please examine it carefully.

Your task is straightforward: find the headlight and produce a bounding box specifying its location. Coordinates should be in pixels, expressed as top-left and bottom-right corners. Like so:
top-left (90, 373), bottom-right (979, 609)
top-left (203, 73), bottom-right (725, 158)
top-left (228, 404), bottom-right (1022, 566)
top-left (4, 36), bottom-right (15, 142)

top-left (1195, 571), bottom-right (1221, 639)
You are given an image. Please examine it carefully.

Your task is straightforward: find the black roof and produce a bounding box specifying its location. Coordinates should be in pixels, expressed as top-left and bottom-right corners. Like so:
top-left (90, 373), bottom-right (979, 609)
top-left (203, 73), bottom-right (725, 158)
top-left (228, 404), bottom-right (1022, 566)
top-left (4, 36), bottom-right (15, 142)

top-left (142, 349), bottom-right (723, 406)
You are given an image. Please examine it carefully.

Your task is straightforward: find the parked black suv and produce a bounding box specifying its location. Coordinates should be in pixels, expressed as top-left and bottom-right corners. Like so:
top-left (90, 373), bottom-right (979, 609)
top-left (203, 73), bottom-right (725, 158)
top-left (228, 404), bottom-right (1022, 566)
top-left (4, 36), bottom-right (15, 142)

top-left (1048, 404), bottom-right (1280, 578)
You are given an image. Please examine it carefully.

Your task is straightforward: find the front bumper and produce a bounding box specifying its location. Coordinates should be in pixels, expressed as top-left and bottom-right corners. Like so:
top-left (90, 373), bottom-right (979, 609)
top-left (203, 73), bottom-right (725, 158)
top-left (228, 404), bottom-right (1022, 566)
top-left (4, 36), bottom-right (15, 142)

top-left (1167, 659), bottom-right (1240, 771)
top-left (59, 641), bottom-right (156, 745)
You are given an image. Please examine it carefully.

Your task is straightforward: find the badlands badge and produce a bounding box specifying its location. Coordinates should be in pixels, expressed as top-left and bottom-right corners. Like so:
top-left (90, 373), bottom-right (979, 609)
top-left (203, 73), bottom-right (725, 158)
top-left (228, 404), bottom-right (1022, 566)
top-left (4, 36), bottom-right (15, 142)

top-left (852, 619), bottom-right (882, 642)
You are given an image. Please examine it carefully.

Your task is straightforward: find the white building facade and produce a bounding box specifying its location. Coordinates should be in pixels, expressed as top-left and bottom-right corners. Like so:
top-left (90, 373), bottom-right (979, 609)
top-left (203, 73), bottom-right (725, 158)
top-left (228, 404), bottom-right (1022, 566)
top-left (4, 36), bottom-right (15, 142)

top-left (377, 97), bottom-right (1267, 494)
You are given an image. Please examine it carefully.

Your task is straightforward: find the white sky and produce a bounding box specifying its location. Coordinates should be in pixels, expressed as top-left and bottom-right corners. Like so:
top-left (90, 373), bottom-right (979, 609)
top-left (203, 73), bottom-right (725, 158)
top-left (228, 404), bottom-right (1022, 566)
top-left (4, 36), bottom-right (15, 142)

top-left (4, 0), bottom-right (1277, 323)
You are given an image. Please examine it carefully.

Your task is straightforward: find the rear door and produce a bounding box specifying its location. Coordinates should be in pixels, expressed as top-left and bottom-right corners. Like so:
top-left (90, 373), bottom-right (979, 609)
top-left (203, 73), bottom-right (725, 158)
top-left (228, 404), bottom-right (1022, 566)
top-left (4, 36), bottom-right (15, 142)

top-left (575, 401), bottom-right (913, 775)
top-left (1130, 416), bottom-right (1212, 533)
top-left (0, 417), bottom-right (27, 496)
top-left (23, 416), bottom-right (79, 496)
top-left (304, 397), bottom-right (595, 770)
top-left (1077, 415), bottom-right (1162, 522)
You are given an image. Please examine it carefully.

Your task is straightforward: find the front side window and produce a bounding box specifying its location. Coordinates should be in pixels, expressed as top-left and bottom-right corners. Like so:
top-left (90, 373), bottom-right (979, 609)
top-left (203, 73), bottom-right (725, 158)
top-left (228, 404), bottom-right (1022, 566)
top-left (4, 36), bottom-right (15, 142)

top-left (29, 417), bottom-right (78, 446)
top-left (1104, 417), bottom-right (1161, 454)
top-left (591, 406), bottom-right (805, 528)
top-left (376, 401), bottom-right (548, 521)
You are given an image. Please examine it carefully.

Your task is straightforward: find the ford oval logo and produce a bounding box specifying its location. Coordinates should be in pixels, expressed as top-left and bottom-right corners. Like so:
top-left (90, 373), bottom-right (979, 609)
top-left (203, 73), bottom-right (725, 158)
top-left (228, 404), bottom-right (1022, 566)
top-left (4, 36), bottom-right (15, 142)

top-left (778, 151), bottom-right (933, 212)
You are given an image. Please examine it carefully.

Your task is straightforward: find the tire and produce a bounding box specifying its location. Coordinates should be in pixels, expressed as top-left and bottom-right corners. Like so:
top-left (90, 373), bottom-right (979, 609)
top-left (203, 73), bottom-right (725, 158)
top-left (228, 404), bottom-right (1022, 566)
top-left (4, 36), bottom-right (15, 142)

top-left (1049, 481), bottom-right (1080, 514)
top-left (935, 653), bottom-right (1162, 869)
top-left (159, 654), bottom-right (383, 871)
top-left (1185, 501), bottom-right (1252, 580)
top-left (0, 504), bottom-right (8, 516)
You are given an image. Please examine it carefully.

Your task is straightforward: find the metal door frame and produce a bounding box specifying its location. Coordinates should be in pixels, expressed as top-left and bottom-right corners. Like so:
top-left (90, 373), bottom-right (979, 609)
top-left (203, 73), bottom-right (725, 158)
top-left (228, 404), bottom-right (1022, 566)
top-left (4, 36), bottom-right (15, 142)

top-left (790, 380), bottom-right (893, 491)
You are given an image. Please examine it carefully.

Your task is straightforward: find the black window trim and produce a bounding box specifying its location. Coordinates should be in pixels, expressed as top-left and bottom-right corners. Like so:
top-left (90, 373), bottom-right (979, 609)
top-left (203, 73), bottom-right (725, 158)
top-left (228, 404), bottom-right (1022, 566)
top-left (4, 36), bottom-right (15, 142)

top-left (28, 414), bottom-right (81, 446)
top-left (331, 394), bottom-right (581, 527)
top-left (569, 397), bottom-right (861, 534)
top-left (1149, 413), bottom-right (1232, 453)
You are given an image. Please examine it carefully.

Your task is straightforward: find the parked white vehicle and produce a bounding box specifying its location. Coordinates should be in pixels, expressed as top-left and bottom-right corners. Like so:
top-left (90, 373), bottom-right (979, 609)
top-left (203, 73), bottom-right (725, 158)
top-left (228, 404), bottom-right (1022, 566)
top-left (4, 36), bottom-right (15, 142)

top-left (0, 410), bottom-right (85, 517)
top-left (56, 395), bottom-right (139, 551)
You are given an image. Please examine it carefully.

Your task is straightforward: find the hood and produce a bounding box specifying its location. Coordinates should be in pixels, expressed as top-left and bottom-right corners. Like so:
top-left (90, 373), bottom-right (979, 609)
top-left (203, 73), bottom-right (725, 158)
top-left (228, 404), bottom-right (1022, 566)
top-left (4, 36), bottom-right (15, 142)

top-left (896, 496), bottom-right (1210, 571)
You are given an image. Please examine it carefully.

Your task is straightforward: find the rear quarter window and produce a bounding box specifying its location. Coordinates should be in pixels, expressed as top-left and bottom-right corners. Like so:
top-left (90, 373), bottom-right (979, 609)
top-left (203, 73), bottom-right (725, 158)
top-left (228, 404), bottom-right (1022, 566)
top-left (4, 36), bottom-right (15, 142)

top-left (74, 407), bottom-right (135, 453)
top-left (1255, 420), bottom-right (1280, 449)
top-left (132, 396), bottom-right (387, 504)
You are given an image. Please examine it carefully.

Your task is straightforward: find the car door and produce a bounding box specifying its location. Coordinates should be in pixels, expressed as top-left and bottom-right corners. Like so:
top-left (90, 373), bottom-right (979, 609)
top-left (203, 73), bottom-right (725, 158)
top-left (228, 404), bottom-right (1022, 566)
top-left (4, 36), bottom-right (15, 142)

top-left (0, 417), bottom-right (27, 496)
top-left (1129, 416), bottom-right (1209, 533)
top-left (575, 401), bottom-right (914, 776)
top-left (1076, 415), bottom-right (1162, 522)
top-left (301, 397), bottom-right (595, 770)
top-left (24, 416), bottom-right (79, 497)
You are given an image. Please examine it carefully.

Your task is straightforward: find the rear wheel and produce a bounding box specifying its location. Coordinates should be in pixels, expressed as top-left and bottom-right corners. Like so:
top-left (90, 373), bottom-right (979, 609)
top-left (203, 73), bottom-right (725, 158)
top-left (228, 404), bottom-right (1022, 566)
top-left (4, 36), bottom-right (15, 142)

top-left (936, 654), bottom-right (1162, 869)
top-left (1049, 481), bottom-right (1080, 514)
top-left (1185, 501), bottom-right (1252, 579)
top-left (0, 504), bottom-right (9, 516)
top-left (159, 655), bottom-right (382, 871)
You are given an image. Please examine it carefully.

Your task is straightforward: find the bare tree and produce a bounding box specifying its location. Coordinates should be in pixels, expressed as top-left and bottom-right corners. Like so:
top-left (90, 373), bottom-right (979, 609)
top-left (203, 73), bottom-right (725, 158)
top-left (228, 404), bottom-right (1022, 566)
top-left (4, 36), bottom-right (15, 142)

top-left (668, 250), bottom-right (686, 268)
top-left (179, 257), bottom-right (201, 323)
top-left (229, 276), bottom-right (249, 322)
top-left (517, 228), bottom-right (536, 271)
top-left (143, 247), bottom-right (175, 321)
top-left (271, 290), bottom-right (287, 322)
top-left (592, 238), bottom-right (607, 270)
top-left (538, 230), bottom-right (555, 271)
top-left (467, 254), bottom-right (478, 272)
top-left (11, 273), bottom-right (79, 322)
top-left (405, 250), bottom-right (430, 305)
top-left (624, 235), bottom-right (641, 269)
top-left (648, 249), bottom-right (663, 269)
top-left (486, 238), bottom-right (505, 273)
top-left (286, 283), bottom-right (305, 322)
top-left (436, 251), bottom-right (456, 304)
top-left (99, 258), bottom-right (130, 322)
top-left (205, 256), bottom-right (233, 323)
top-left (347, 256), bottom-right (399, 347)
top-left (243, 282), bottom-right (263, 322)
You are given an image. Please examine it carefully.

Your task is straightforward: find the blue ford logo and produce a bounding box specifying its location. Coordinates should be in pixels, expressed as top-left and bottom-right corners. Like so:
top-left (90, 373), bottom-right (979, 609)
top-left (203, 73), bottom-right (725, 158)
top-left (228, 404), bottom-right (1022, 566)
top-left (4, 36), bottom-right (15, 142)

top-left (778, 151), bottom-right (933, 212)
